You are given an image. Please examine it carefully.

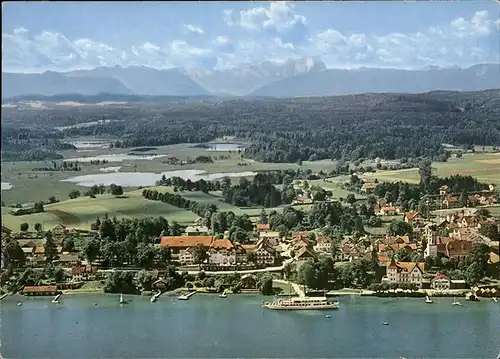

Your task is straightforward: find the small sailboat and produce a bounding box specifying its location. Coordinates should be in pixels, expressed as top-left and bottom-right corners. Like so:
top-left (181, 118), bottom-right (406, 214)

top-left (52, 293), bottom-right (61, 303)
top-left (382, 321), bottom-right (389, 326)
top-left (425, 296), bottom-right (433, 304)
top-left (452, 297), bottom-right (462, 306)
top-left (493, 297), bottom-right (498, 303)
top-left (17, 302), bottom-right (22, 306)
top-left (325, 314), bottom-right (332, 319)
top-left (119, 293), bottom-right (127, 304)
top-left (219, 289), bottom-right (227, 298)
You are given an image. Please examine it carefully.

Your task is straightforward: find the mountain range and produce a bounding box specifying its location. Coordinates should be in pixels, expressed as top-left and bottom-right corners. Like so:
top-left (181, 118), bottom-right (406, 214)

top-left (2, 59), bottom-right (499, 98)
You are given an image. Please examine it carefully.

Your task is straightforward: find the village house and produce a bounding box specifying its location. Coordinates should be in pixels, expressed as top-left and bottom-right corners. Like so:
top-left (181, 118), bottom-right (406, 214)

top-left (451, 227), bottom-right (480, 241)
top-left (384, 235), bottom-right (411, 245)
top-left (340, 242), bottom-right (364, 262)
top-left (295, 246), bottom-right (318, 262)
top-left (404, 211), bottom-right (422, 225)
top-left (459, 216), bottom-right (478, 228)
top-left (442, 196), bottom-right (459, 209)
top-left (71, 266), bottom-right (98, 281)
top-left (207, 239), bottom-right (236, 266)
top-left (259, 231), bottom-right (281, 246)
top-left (430, 274), bottom-right (468, 290)
top-left (184, 225), bottom-right (210, 236)
top-left (159, 235), bottom-right (214, 258)
top-left (313, 236), bottom-right (332, 253)
top-left (53, 253), bottom-right (81, 267)
top-left (378, 242), bottom-right (418, 254)
top-left (255, 223), bottom-right (270, 231)
top-left (425, 236), bottom-right (453, 258)
top-left (378, 206), bottom-right (402, 216)
top-left (241, 238), bottom-right (276, 267)
top-left (384, 260), bottom-right (425, 288)
top-left (439, 185), bottom-right (450, 196)
top-left (361, 182), bottom-right (377, 194)
top-left (179, 247), bottom-right (196, 265)
top-left (437, 240), bottom-right (473, 261)
top-left (292, 195), bottom-right (313, 205)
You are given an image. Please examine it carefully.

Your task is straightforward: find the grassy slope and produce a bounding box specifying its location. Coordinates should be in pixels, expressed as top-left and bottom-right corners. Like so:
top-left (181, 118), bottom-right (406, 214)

top-left (361, 153), bottom-right (500, 185)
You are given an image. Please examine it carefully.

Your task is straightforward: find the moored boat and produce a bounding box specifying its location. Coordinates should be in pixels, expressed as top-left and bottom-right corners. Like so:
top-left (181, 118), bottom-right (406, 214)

top-left (52, 293), bottom-right (61, 303)
top-left (452, 297), bottom-right (462, 306)
top-left (219, 289), bottom-right (227, 298)
top-left (425, 296), bottom-right (433, 304)
top-left (262, 296), bottom-right (339, 310)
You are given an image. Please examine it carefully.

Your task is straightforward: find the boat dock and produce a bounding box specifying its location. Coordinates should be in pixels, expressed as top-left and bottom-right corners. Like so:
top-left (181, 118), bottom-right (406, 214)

top-left (178, 290), bottom-right (197, 300)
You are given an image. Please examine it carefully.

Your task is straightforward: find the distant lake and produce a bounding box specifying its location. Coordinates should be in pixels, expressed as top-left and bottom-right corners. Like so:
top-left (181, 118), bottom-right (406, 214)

top-left (1, 182), bottom-right (13, 190)
top-left (202, 142), bottom-right (246, 152)
top-left (64, 153), bottom-right (168, 163)
top-left (61, 170), bottom-right (256, 187)
top-left (1, 295), bottom-right (499, 359)
top-left (55, 120), bottom-right (118, 131)
top-left (68, 140), bottom-right (110, 149)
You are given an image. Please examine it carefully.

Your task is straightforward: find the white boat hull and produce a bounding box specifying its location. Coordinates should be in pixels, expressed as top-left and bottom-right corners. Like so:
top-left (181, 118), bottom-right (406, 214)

top-left (263, 303), bottom-right (339, 310)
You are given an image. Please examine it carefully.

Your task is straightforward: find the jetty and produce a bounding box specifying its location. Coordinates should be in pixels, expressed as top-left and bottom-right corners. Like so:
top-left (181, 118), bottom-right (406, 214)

top-left (178, 290), bottom-right (197, 301)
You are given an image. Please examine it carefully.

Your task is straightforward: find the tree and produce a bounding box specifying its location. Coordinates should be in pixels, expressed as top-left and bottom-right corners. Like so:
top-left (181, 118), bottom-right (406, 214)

top-left (44, 231), bottom-right (57, 263)
top-left (158, 246), bottom-right (172, 264)
top-left (20, 223), bottom-right (29, 232)
top-left (83, 238), bottom-right (100, 264)
top-left (1, 237), bottom-right (26, 270)
top-left (466, 243), bottom-right (490, 277)
top-left (136, 243), bottom-right (156, 268)
top-left (246, 252), bottom-right (258, 266)
top-left (479, 223), bottom-right (499, 241)
top-left (34, 223), bottom-right (42, 232)
top-left (54, 266), bottom-right (66, 283)
top-left (459, 190), bottom-right (468, 207)
top-left (396, 246), bottom-right (413, 262)
top-left (33, 202), bottom-right (44, 213)
top-left (104, 271), bottom-right (137, 294)
top-left (69, 190), bottom-right (81, 199)
top-left (418, 160), bottom-right (432, 192)
top-left (62, 237), bottom-right (75, 252)
top-left (346, 194), bottom-right (356, 205)
top-left (388, 220), bottom-right (413, 236)
top-left (109, 184), bottom-right (124, 196)
top-left (257, 273), bottom-right (274, 295)
top-left (465, 262), bottom-right (483, 286)
top-left (135, 270), bottom-right (153, 292)
top-left (192, 245), bottom-right (208, 265)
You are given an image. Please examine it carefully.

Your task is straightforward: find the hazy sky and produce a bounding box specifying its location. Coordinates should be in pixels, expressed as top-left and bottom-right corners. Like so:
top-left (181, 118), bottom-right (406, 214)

top-left (2, 1), bottom-right (499, 72)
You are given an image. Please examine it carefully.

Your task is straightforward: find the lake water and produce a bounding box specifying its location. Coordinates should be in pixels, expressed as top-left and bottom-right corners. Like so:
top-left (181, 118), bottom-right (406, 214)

top-left (1, 182), bottom-right (13, 190)
top-left (69, 140), bottom-right (110, 149)
top-left (64, 153), bottom-right (168, 163)
top-left (61, 170), bottom-right (257, 187)
top-left (1, 295), bottom-right (499, 358)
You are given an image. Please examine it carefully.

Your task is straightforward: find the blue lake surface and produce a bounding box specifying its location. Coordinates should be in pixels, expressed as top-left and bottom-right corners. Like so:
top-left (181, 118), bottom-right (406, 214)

top-left (1, 294), bottom-right (499, 358)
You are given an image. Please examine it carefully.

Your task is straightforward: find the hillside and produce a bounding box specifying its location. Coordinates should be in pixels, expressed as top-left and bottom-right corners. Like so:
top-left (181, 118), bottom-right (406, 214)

top-left (1, 71), bottom-right (133, 98)
top-left (250, 64), bottom-right (500, 97)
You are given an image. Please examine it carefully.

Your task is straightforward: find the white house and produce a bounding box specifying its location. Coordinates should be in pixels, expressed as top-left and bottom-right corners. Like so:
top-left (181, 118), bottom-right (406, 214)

top-left (208, 239), bottom-right (236, 266)
top-left (385, 260), bottom-right (425, 288)
top-left (313, 236), bottom-right (332, 253)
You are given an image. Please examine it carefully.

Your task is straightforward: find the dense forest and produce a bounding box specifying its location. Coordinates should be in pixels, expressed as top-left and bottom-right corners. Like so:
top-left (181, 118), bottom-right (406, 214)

top-left (2, 90), bottom-right (499, 162)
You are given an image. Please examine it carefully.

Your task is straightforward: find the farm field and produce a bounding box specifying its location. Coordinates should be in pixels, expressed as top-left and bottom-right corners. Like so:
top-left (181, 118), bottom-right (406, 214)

top-left (1, 189), bottom-right (198, 231)
top-left (1, 142), bottom-right (338, 205)
top-left (1, 184), bottom-right (316, 232)
top-left (361, 153), bottom-right (500, 185)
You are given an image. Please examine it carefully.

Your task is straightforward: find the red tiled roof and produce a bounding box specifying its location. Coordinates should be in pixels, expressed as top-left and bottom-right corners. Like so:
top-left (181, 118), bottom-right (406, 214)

top-left (387, 260), bottom-right (425, 273)
top-left (210, 239), bottom-right (234, 250)
top-left (256, 223), bottom-right (270, 230)
top-left (405, 211), bottom-right (420, 221)
top-left (35, 247), bottom-right (45, 254)
top-left (160, 236), bottom-right (214, 248)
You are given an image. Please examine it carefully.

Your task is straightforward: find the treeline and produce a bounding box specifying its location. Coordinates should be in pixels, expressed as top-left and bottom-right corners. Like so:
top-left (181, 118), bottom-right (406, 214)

top-left (1, 126), bottom-right (75, 162)
top-left (142, 189), bottom-right (218, 217)
top-left (4, 90), bottom-right (499, 163)
top-left (156, 176), bottom-right (220, 192)
top-left (222, 177), bottom-right (296, 207)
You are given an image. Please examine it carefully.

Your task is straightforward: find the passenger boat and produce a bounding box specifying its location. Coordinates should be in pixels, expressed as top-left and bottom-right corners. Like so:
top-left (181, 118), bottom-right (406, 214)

top-left (262, 296), bottom-right (339, 310)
